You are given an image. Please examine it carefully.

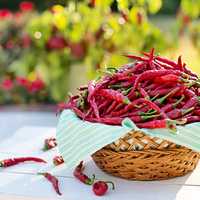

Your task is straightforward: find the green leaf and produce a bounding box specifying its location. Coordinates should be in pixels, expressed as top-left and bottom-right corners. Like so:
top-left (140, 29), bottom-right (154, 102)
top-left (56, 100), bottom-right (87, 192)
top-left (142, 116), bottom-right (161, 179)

top-left (181, 0), bottom-right (200, 18)
top-left (117, 0), bottom-right (129, 11)
top-left (147, 0), bottom-right (162, 14)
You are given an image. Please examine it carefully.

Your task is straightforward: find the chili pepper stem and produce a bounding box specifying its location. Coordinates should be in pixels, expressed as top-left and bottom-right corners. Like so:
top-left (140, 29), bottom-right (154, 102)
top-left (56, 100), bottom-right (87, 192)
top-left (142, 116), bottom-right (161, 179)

top-left (166, 120), bottom-right (177, 134)
top-left (141, 114), bottom-right (160, 120)
top-left (86, 174), bottom-right (96, 185)
top-left (123, 98), bottom-right (131, 104)
top-left (140, 110), bottom-right (157, 116)
top-left (104, 181), bottom-right (115, 190)
top-left (150, 94), bottom-right (159, 101)
top-left (37, 172), bottom-right (46, 176)
top-left (182, 107), bottom-right (194, 115)
top-left (175, 119), bottom-right (187, 125)
top-left (156, 87), bottom-right (178, 104)
top-left (173, 95), bottom-right (185, 108)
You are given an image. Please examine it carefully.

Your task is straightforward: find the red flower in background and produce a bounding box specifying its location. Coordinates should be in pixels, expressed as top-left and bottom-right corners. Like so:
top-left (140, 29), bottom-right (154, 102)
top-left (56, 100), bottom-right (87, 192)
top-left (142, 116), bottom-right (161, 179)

top-left (5, 40), bottom-right (15, 49)
top-left (1, 79), bottom-right (13, 91)
top-left (19, 1), bottom-right (34, 12)
top-left (0, 9), bottom-right (12, 19)
top-left (46, 36), bottom-right (67, 50)
top-left (21, 34), bottom-right (32, 48)
top-left (69, 41), bottom-right (86, 59)
top-left (16, 77), bottom-right (30, 88)
top-left (28, 78), bottom-right (45, 93)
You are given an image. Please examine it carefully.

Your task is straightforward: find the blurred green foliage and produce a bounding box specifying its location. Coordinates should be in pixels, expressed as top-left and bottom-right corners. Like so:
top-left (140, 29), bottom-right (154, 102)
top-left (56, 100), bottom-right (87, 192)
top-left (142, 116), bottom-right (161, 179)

top-left (0, 0), bottom-right (177, 103)
top-left (1, 0), bottom-right (200, 104)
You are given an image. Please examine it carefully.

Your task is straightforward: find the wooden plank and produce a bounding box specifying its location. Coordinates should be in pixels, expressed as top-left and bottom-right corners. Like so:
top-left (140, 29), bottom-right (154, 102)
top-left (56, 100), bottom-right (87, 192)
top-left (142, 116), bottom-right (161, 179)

top-left (0, 126), bottom-right (200, 187)
top-left (0, 172), bottom-right (200, 200)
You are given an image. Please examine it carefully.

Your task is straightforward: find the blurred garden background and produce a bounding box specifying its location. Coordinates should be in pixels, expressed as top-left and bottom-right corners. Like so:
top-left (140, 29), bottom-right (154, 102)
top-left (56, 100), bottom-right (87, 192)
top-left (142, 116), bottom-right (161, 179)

top-left (1, 0), bottom-right (200, 106)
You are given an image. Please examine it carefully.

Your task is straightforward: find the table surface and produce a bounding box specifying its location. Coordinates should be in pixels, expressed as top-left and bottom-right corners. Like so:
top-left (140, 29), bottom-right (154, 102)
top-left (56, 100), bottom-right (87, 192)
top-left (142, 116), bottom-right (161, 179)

top-left (1, 111), bottom-right (200, 200)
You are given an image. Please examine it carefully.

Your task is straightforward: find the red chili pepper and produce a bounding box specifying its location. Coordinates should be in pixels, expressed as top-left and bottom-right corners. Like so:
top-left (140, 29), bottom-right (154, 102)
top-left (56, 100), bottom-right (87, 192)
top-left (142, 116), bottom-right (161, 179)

top-left (194, 109), bottom-right (200, 116)
top-left (112, 98), bottom-right (166, 118)
top-left (126, 109), bottom-right (157, 117)
top-left (177, 56), bottom-right (184, 71)
top-left (161, 96), bottom-right (185, 113)
top-left (153, 55), bottom-right (177, 68)
top-left (73, 161), bottom-right (95, 185)
top-left (144, 52), bottom-right (197, 78)
top-left (153, 74), bottom-right (187, 84)
top-left (71, 106), bottom-right (86, 119)
top-left (124, 54), bottom-right (148, 62)
top-left (93, 181), bottom-right (115, 196)
top-left (138, 87), bottom-right (149, 99)
top-left (87, 117), bottom-right (123, 125)
top-left (154, 87), bottom-right (180, 105)
top-left (53, 156), bottom-right (64, 166)
top-left (183, 116), bottom-right (200, 123)
top-left (56, 102), bottom-right (70, 115)
top-left (183, 64), bottom-right (198, 78)
top-left (0, 157), bottom-right (46, 167)
top-left (130, 114), bottom-right (160, 123)
top-left (105, 101), bottom-right (118, 115)
top-left (136, 119), bottom-right (177, 131)
top-left (166, 107), bottom-right (194, 119)
top-left (38, 172), bottom-right (62, 195)
top-left (110, 98), bottom-right (144, 117)
top-left (128, 70), bottom-right (183, 98)
top-left (184, 89), bottom-right (196, 98)
top-left (87, 81), bottom-right (100, 118)
top-left (131, 62), bottom-right (147, 74)
top-left (43, 137), bottom-right (57, 151)
top-left (99, 89), bottom-right (130, 104)
top-left (182, 97), bottom-right (199, 109)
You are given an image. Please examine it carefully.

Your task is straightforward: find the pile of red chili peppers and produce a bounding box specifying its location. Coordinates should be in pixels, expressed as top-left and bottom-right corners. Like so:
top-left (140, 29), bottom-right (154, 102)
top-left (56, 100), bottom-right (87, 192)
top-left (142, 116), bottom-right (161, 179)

top-left (62, 49), bottom-right (200, 130)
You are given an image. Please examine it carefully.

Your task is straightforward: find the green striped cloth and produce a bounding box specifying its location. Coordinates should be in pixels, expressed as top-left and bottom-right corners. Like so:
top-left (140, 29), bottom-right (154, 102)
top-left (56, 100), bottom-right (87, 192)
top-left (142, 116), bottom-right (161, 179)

top-left (56, 109), bottom-right (200, 169)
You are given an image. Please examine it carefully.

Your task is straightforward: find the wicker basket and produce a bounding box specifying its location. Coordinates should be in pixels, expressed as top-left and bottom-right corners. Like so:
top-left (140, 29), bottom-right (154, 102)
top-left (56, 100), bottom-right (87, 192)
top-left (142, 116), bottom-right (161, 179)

top-left (92, 130), bottom-right (200, 180)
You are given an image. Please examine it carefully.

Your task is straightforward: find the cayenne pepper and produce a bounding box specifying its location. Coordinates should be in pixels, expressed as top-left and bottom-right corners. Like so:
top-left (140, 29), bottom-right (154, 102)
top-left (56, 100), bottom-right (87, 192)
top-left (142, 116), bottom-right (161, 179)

top-left (38, 172), bottom-right (62, 195)
top-left (73, 161), bottom-right (95, 185)
top-left (0, 157), bottom-right (46, 167)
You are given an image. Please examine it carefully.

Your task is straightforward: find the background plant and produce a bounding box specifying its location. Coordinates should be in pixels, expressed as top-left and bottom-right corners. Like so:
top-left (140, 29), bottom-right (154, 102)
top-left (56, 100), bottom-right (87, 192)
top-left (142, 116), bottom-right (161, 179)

top-left (0, 0), bottom-right (199, 104)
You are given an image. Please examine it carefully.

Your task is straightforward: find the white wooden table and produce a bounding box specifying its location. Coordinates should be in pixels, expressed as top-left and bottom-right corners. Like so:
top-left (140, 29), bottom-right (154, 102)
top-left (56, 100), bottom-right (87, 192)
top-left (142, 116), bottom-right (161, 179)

top-left (1, 119), bottom-right (200, 199)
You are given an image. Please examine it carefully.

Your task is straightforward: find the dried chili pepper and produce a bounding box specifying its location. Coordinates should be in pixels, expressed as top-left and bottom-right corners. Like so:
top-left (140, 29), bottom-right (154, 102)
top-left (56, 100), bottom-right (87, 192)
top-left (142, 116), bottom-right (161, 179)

top-left (154, 74), bottom-right (187, 84)
top-left (143, 52), bottom-right (177, 68)
top-left (0, 157), bottom-right (46, 167)
top-left (38, 172), bottom-right (62, 195)
top-left (166, 107), bottom-right (194, 119)
top-left (73, 161), bottom-right (95, 185)
top-left (53, 156), bottom-right (64, 166)
top-left (182, 97), bottom-right (199, 109)
top-left (128, 70), bottom-right (184, 98)
top-left (99, 89), bottom-right (130, 104)
top-left (93, 181), bottom-right (115, 196)
top-left (136, 119), bottom-right (177, 131)
top-left (43, 137), bottom-right (57, 151)
top-left (130, 114), bottom-right (160, 123)
top-left (183, 116), bottom-right (200, 123)
top-left (124, 54), bottom-right (148, 62)
top-left (154, 87), bottom-right (180, 105)
top-left (161, 96), bottom-right (185, 112)
top-left (56, 102), bottom-right (69, 115)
